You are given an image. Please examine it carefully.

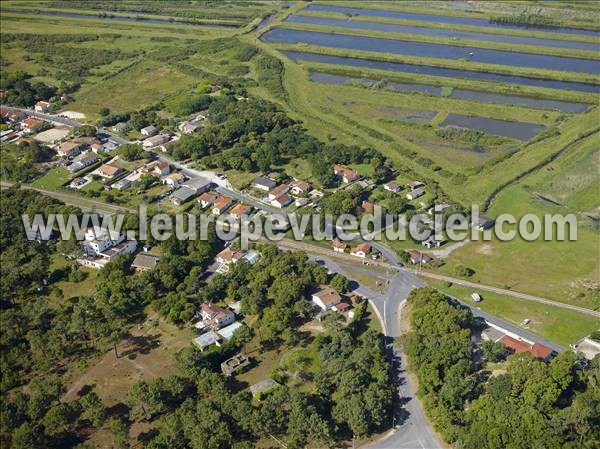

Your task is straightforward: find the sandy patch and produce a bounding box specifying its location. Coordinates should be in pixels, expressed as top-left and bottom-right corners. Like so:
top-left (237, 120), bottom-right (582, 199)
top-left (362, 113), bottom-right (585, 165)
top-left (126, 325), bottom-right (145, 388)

top-left (475, 243), bottom-right (495, 255)
top-left (33, 126), bottom-right (70, 143)
top-left (61, 110), bottom-right (86, 120)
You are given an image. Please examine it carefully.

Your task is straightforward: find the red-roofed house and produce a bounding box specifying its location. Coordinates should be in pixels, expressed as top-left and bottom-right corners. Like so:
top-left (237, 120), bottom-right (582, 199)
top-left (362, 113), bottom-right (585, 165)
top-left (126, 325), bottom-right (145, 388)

top-left (333, 164), bottom-right (359, 183)
top-left (351, 243), bottom-right (371, 258)
top-left (199, 303), bottom-right (236, 329)
top-left (212, 196), bottom-right (234, 215)
top-left (229, 203), bottom-right (252, 219)
top-left (98, 163), bottom-right (122, 178)
top-left (34, 101), bottom-right (50, 113)
top-left (311, 287), bottom-right (343, 312)
top-left (290, 180), bottom-right (312, 195)
top-left (362, 200), bottom-right (375, 213)
top-left (268, 184), bottom-right (290, 201)
top-left (530, 343), bottom-right (554, 362)
top-left (272, 194), bottom-right (292, 209)
top-left (198, 192), bottom-right (217, 208)
top-left (21, 117), bottom-right (44, 132)
top-left (499, 335), bottom-right (531, 354)
top-left (332, 239), bottom-right (347, 253)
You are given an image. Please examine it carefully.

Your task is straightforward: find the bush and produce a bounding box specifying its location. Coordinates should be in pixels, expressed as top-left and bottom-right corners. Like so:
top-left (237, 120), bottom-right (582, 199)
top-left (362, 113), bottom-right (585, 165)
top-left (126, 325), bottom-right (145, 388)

top-left (454, 265), bottom-right (475, 277)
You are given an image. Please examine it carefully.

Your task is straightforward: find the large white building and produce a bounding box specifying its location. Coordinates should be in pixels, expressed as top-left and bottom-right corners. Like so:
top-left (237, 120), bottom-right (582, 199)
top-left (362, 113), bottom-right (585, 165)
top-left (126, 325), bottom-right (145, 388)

top-left (78, 226), bottom-right (137, 268)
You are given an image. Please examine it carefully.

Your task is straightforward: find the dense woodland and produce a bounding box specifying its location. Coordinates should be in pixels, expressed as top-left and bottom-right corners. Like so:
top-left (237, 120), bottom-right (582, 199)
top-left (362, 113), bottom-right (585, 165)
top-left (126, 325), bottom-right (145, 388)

top-left (403, 288), bottom-right (600, 449)
top-left (0, 188), bottom-right (393, 448)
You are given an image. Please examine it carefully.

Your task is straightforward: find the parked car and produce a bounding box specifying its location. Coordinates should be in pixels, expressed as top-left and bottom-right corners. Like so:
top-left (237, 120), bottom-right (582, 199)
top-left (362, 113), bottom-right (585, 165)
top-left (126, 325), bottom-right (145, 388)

top-left (471, 292), bottom-right (482, 302)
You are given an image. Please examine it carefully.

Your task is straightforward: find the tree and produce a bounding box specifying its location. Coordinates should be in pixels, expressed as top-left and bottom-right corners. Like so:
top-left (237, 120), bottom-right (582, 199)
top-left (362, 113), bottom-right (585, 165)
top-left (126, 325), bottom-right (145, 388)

top-left (118, 144), bottom-right (145, 161)
top-left (481, 340), bottom-right (505, 363)
top-left (330, 274), bottom-right (350, 293)
top-left (79, 392), bottom-right (107, 428)
top-left (110, 418), bottom-right (131, 449)
top-left (99, 107), bottom-right (110, 116)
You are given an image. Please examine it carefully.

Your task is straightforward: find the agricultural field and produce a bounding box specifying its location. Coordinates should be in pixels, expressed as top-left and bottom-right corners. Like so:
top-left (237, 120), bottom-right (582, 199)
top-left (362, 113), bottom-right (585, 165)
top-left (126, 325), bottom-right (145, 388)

top-left (248, 0), bottom-right (599, 306)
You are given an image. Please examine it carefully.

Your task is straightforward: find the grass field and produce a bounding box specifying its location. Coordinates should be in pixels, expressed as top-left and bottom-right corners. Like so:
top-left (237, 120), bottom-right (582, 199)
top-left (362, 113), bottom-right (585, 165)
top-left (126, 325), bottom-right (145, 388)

top-left (427, 280), bottom-right (599, 346)
top-left (31, 167), bottom-right (71, 189)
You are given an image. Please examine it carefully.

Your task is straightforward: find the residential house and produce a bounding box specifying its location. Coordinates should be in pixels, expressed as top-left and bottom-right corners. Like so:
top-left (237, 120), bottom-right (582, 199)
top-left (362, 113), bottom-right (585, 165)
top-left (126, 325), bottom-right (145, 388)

top-left (198, 192), bottom-right (217, 208)
top-left (170, 186), bottom-right (197, 205)
top-left (162, 172), bottom-right (185, 187)
top-left (253, 176), bottom-right (277, 191)
top-left (181, 178), bottom-right (211, 195)
top-left (68, 153), bottom-right (97, 173)
top-left (422, 236), bottom-right (444, 248)
top-left (406, 188), bottom-right (424, 201)
top-left (406, 250), bottom-right (433, 265)
top-left (408, 181), bottom-right (424, 191)
top-left (311, 287), bottom-right (343, 312)
top-left (57, 141), bottom-right (83, 158)
top-left (333, 164), bottom-right (360, 183)
top-left (69, 177), bottom-right (88, 189)
top-left (193, 331), bottom-right (221, 350)
top-left (272, 194), bottom-right (292, 209)
top-left (199, 303), bottom-right (236, 329)
top-left (0, 130), bottom-right (18, 143)
top-left (112, 122), bottom-right (129, 133)
top-left (384, 181), bottom-right (402, 193)
top-left (229, 203), bottom-right (252, 219)
top-left (178, 120), bottom-right (202, 135)
top-left (530, 342), bottom-right (555, 362)
top-left (218, 322), bottom-right (244, 341)
top-left (290, 180), bottom-right (312, 196)
top-left (78, 226), bottom-right (136, 267)
top-left (499, 336), bottom-right (554, 361)
top-left (111, 178), bottom-right (131, 191)
top-left (361, 200), bottom-right (375, 213)
top-left (98, 163), bottom-right (122, 178)
top-left (131, 253), bottom-right (159, 272)
top-left (34, 101), bottom-right (50, 113)
top-left (21, 117), bottom-right (44, 133)
top-left (0, 107), bottom-right (26, 123)
top-left (332, 239), bottom-right (347, 253)
top-left (472, 215), bottom-right (495, 231)
top-left (212, 196), bottom-right (234, 215)
top-left (146, 161), bottom-right (170, 177)
top-left (351, 243), bottom-right (371, 258)
top-left (221, 354), bottom-right (250, 377)
top-left (295, 197), bottom-right (310, 208)
top-left (216, 247), bottom-right (246, 266)
top-left (143, 133), bottom-right (169, 149)
top-left (140, 125), bottom-right (157, 137)
top-left (268, 184), bottom-right (290, 201)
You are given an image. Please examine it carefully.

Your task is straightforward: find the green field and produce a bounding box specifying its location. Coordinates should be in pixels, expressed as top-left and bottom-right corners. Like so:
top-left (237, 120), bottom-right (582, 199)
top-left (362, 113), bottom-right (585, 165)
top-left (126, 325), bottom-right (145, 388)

top-left (428, 280), bottom-right (599, 346)
top-left (30, 167), bottom-right (71, 189)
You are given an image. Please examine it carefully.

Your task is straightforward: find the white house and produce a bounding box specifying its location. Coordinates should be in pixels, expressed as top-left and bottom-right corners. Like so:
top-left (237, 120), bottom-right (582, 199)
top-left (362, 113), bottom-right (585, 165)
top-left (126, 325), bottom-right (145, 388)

top-left (384, 181), bottom-right (402, 193)
top-left (311, 287), bottom-right (343, 312)
top-left (406, 188), bottom-right (424, 201)
top-left (34, 101), bottom-right (50, 113)
top-left (140, 125), bottom-right (157, 137)
top-left (350, 243), bottom-right (371, 258)
top-left (268, 184), bottom-right (290, 201)
top-left (199, 303), bottom-right (236, 329)
top-left (272, 194), bottom-right (292, 209)
top-left (253, 176), bottom-right (277, 191)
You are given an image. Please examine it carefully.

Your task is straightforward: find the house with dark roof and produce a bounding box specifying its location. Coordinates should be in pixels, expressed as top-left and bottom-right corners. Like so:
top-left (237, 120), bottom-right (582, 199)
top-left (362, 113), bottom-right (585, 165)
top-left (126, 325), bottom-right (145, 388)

top-left (253, 176), bottom-right (277, 191)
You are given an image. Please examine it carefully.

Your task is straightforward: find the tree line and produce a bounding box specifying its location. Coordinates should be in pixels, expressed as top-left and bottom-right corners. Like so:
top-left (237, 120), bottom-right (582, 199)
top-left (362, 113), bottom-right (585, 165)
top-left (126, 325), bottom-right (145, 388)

top-left (403, 287), bottom-right (599, 448)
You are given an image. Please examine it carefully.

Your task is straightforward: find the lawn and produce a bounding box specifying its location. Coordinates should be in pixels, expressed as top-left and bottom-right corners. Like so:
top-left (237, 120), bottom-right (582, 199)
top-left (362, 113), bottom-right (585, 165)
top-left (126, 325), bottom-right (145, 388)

top-left (427, 280), bottom-right (599, 347)
top-left (31, 167), bottom-right (71, 190)
top-left (47, 254), bottom-right (98, 304)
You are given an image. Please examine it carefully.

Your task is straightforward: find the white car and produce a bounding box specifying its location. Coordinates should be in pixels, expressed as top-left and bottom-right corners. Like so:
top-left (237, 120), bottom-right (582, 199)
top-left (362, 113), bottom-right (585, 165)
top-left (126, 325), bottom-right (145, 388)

top-left (471, 292), bottom-right (482, 302)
